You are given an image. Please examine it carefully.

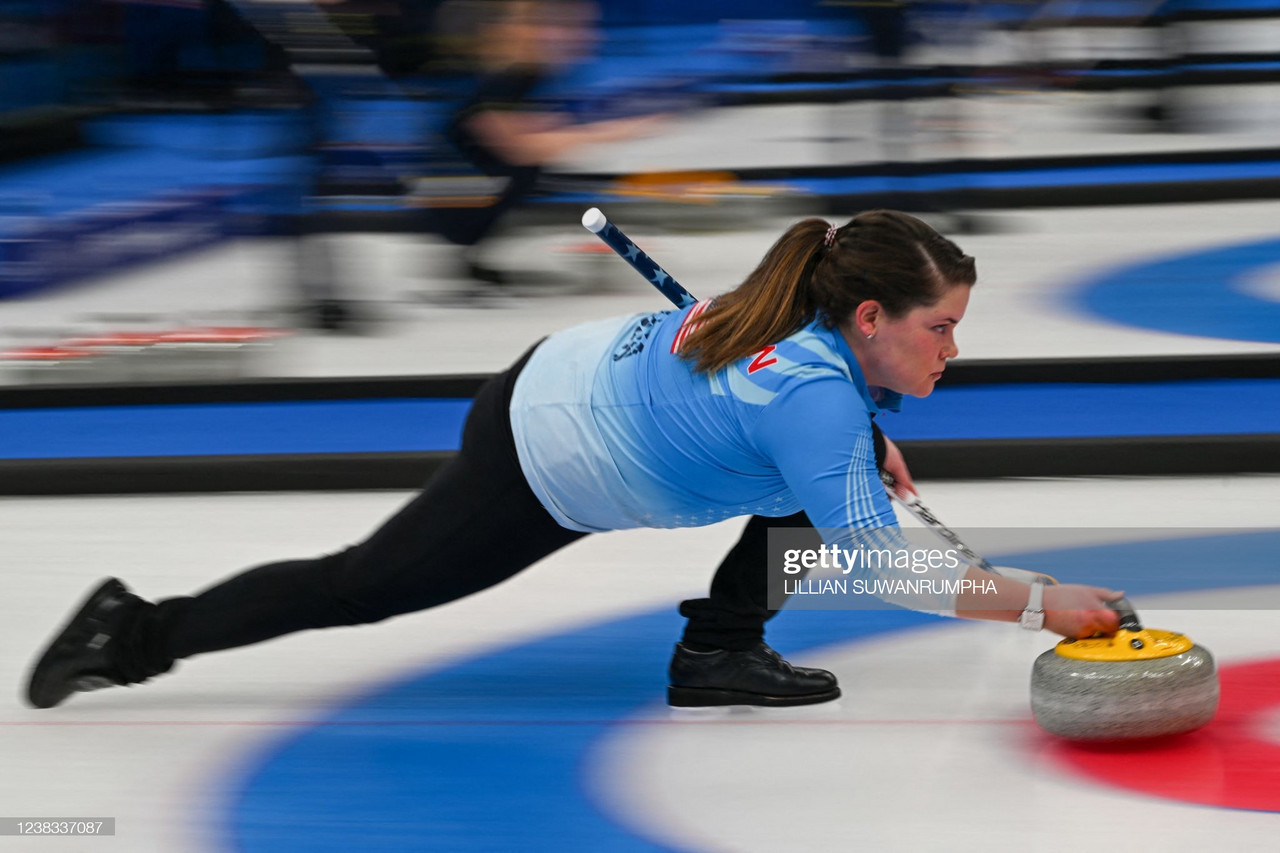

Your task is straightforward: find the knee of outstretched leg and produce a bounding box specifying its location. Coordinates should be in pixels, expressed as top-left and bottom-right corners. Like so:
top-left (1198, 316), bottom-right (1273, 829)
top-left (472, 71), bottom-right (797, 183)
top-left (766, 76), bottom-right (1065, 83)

top-left (318, 548), bottom-right (397, 627)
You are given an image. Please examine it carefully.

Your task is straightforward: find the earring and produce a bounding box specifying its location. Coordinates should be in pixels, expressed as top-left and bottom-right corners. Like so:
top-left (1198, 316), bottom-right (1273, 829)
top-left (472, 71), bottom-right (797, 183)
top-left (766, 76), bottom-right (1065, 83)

top-left (866, 332), bottom-right (876, 340)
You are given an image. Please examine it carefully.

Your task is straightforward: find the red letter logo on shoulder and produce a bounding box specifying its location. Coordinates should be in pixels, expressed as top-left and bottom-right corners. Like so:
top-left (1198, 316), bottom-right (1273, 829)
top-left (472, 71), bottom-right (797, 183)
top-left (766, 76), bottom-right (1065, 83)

top-left (747, 345), bottom-right (778, 374)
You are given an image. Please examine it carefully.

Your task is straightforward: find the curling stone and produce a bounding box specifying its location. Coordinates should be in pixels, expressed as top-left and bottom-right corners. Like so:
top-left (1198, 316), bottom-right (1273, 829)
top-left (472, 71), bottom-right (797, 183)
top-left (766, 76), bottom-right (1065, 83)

top-left (1030, 598), bottom-right (1218, 741)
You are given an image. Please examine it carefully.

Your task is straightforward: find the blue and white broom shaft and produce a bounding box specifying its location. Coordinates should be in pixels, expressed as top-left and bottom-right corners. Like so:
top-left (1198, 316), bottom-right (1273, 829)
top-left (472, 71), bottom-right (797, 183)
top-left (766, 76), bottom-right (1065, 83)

top-left (581, 208), bottom-right (697, 309)
top-left (580, 207), bottom-right (1054, 586)
top-left (879, 472), bottom-right (994, 570)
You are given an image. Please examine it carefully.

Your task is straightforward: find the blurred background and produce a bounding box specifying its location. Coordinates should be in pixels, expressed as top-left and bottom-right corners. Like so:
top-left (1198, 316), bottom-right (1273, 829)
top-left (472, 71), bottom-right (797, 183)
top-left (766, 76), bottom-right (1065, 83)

top-left (4, 3), bottom-right (1280, 851)
top-left (3, 0), bottom-right (1279, 384)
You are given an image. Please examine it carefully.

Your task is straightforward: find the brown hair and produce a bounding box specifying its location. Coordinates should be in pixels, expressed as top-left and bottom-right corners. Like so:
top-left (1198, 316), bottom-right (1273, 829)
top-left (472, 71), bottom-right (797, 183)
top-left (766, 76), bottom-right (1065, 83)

top-left (678, 210), bottom-right (976, 374)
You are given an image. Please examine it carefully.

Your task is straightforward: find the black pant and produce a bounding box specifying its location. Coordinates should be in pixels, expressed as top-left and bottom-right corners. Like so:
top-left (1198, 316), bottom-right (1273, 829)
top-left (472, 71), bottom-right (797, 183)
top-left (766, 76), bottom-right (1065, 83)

top-left (425, 165), bottom-right (541, 248)
top-left (678, 419), bottom-right (887, 651)
top-left (139, 349), bottom-right (870, 671)
top-left (144, 344), bottom-right (585, 668)
top-left (678, 511), bottom-right (821, 652)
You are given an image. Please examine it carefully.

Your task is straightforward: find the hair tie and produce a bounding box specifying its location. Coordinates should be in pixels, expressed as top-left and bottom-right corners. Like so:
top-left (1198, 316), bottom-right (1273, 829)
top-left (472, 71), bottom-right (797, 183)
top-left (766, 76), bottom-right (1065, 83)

top-left (823, 224), bottom-right (838, 248)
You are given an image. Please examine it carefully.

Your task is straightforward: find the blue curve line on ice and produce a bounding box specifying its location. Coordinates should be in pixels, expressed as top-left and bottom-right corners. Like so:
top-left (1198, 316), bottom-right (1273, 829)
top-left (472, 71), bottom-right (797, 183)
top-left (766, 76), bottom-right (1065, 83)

top-left (228, 530), bottom-right (1280, 852)
top-left (1072, 236), bottom-right (1280, 344)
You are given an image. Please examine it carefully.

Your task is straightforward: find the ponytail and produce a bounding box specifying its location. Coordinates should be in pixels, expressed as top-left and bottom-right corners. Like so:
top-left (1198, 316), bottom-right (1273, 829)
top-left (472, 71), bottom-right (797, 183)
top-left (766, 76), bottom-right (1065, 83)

top-left (678, 219), bottom-right (828, 375)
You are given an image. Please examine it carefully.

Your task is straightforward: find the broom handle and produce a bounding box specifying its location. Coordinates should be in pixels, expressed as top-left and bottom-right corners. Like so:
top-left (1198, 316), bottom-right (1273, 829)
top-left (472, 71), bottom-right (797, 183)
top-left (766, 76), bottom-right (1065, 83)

top-left (581, 208), bottom-right (697, 309)
top-left (880, 472), bottom-right (998, 574)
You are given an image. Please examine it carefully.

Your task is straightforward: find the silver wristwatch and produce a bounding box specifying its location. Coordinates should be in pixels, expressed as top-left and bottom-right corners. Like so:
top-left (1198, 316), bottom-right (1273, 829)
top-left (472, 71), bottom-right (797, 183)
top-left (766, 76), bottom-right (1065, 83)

top-left (1018, 580), bottom-right (1045, 631)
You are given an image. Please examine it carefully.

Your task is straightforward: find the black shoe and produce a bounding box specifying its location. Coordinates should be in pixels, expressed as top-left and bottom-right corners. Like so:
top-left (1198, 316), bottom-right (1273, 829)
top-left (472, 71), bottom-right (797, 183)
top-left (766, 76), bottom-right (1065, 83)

top-left (26, 578), bottom-right (148, 709)
top-left (667, 642), bottom-right (840, 708)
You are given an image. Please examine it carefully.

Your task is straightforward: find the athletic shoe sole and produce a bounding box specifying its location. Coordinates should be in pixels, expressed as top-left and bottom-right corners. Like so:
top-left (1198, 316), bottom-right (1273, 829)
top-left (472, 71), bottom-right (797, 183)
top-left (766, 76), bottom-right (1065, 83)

top-left (667, 685), bottom-right (841, 708)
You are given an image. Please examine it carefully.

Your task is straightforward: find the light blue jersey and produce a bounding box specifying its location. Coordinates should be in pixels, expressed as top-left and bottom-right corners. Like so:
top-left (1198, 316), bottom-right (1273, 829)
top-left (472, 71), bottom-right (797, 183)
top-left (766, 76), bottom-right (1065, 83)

top-left (509, 306), bottom-right (967, 611)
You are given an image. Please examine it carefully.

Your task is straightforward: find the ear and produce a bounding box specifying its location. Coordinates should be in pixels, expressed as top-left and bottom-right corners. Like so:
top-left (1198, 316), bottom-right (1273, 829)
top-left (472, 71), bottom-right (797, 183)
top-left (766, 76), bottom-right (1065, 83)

top-left (853, 300), bottom-right (882, 338)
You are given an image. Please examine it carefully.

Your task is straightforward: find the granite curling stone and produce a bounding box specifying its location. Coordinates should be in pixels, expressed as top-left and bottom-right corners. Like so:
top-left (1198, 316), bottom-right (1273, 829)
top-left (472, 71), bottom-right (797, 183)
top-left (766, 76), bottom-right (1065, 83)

top-left (1029, 598), bottom-right (1219, 741)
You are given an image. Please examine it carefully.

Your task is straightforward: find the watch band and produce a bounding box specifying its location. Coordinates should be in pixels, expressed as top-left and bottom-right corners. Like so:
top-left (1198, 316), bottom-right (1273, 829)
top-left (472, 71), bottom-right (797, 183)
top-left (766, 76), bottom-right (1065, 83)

top-left (1019, 580), bottom-right (1045, 631)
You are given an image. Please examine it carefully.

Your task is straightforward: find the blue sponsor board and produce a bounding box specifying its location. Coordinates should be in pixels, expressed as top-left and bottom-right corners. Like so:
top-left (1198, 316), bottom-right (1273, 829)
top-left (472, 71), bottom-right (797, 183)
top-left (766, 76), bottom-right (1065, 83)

top-left (0, 186), bottom-right (244, 298)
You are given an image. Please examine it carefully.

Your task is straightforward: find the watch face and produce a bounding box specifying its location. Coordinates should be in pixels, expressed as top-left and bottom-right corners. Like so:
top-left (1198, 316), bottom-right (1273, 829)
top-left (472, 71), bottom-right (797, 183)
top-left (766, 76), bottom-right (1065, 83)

top-left (1020, 611), bottom-right (1044, 631)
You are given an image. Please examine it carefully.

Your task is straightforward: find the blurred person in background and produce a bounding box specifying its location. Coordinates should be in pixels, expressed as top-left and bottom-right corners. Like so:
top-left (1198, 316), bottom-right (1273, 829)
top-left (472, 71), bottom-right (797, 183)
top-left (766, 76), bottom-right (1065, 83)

top-left (27, 209), bottom-right (1123, 712)
top-left (288, 0), bottom-right (664, 322)
top-left (827, 0), bottom-right (915, 159)
top-left (418, 0), bottom-right (663, 293)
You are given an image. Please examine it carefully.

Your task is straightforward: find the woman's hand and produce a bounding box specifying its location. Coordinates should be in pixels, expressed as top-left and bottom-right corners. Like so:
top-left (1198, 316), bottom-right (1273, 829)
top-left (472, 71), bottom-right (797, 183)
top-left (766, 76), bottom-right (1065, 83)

top-left (1042, 584), bottom-right (1126, 639)
top-left (955, 569), bottom-right (1124, 636)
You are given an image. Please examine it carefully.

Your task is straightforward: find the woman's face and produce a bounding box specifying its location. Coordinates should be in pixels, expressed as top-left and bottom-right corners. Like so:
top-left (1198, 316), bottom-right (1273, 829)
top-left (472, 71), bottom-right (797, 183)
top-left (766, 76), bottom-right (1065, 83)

top-left (499, 1), bottom-right (599, 68)
top-left (845, 283), bottom-right (970, 398)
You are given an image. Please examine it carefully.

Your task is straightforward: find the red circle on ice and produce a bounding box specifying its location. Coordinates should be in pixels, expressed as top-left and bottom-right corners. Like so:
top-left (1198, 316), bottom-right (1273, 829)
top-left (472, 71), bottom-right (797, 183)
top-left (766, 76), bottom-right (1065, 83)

top-left (1042, 659), bottom-right (1280, 812)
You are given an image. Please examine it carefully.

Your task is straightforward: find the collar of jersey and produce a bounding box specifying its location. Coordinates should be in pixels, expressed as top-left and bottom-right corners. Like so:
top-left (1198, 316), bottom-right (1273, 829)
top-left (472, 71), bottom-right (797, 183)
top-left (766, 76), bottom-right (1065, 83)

top-left (824, 321), bottom-right (903, 415)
